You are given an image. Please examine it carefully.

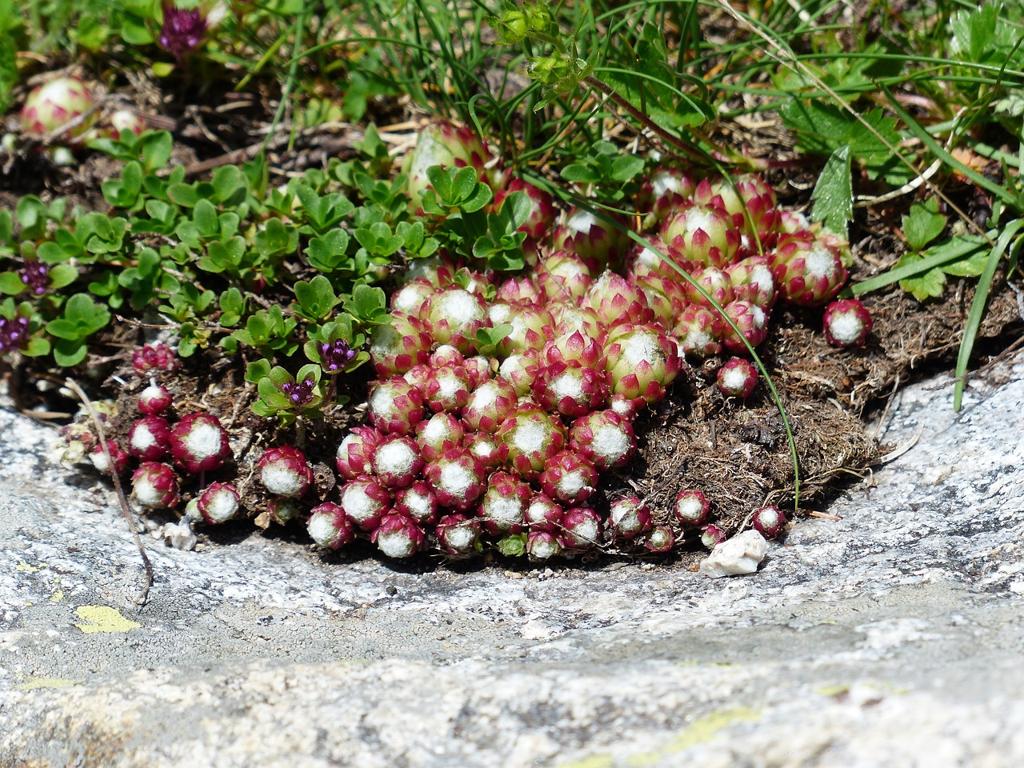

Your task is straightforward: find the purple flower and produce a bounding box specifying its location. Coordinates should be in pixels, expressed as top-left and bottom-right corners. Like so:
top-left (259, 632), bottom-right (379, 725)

top-left (19, 261), bottom-right (49, 297)
top-left (319, 339), bottom-right (356, 373)
top-left (0, 316), bottom-right (30, 354)
top-left (159, 5), bottom-right (207, 60)
top-left (281, 377), bottom-right (316, 406)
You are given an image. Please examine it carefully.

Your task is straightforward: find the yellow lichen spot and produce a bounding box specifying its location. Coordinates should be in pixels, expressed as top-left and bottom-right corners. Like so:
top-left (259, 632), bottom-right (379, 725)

top-left (16, 561), bottom-right (40, 573)
top-left (74, 605), bottom-right (141, 634)
top-left (624, 708), bottom-right (761, 767)
top-left (557, 756), bottom-right (614, 768)
top-left (17, 677), bottom-right (79, 691)
top-left (817, 684), bottom-right (851, 698)
top-left (50, 589), bottom-right (65, 603)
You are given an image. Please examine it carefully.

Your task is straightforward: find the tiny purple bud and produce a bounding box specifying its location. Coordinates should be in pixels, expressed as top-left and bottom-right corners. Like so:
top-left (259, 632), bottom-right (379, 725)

top-left (319, 339), bottom-right (357, 373)
top-left (18, 262), bottom-right (49, 296)
top-left (281, 377), bottom-right (316, 406)
top-left (159, 4), bottom-right (208, 60)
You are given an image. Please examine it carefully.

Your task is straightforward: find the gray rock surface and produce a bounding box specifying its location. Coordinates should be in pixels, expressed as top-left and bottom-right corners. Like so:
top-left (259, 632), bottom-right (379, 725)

top-left (2, 352), bottom-right (1023, 767)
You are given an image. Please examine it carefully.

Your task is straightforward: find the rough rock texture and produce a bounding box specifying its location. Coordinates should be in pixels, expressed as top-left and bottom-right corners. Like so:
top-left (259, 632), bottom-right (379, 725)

top-left (2, 353), bottom-right (1023, 767)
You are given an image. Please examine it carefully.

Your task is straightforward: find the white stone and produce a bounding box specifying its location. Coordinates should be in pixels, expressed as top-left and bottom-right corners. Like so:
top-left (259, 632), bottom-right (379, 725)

top-left (699, 530), bottom-right (770, 578)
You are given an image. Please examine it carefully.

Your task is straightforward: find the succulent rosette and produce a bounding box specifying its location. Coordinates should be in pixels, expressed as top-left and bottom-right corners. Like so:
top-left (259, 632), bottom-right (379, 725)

top-left (20, 77), bottom-right (95, 140)
top-left (683, 266), bottom-right (735, 309)
top-left (390, 279), bottom-right (435, 318)
top-left (607, 495), bottom-right (653, 541)
top-left (717, 357), bottom-right (759, 399)
top-left (138, 384), bottom-right (173, 416)
top-left (257, 446), bottom-right (313, 498)
top-left (604, 323), bottom-right (681, 403)
top-left (569, 409), bottom-right (636, 471)
top-left (403, 256), bottom-right (457, 288)
top-left (527, 530), bottom-right (563, 560)
top-left (462, 378), bottom-right (518, 433)
top-left (493, 177), bottom-right (556, 242)
top-left (127, 416), bottom-right (172, 461)
top-left (436, 514), bottom-right (482, 557)
top-left (416, 412), bottom-right (465, 461)
top-left (477, 471), bottom-right (532, 534)
top-left (559, 507), bottom-right (603, 551)
top-left (722, 300), bottom-right (769, 354)
top-left (694, 176), bottom-right (780, 251)
top-left (132, 343), bottom-right (179, 373)
top-left (336, 426), bottom-right (383, 480)
top-left (823, 299), bottom-right (873, 348)
top-left (196, 482), bottom-right (241, 525)
top-left (552, 208), bottom-right (625, 271)
top-left (423, 287), bottom-right (489, 353)
top-left (637, 167), bottom-right (696, 229)
top-left (496, 406), bottom-right (567, 479)
top-left (372, 512), bottom-right (426, 558)
top-left (498, 306), bottom-right (554, 356)
top-left (266, 498), bottom-right (303, 526)
top-left (395, 481), bottom-right (440, 526)
top-left (367, 377), bottom-right (426, 435)
top-left (532, 361), bottom-right (609, 418)
top-left (673, 305), bottom-right (725, 358)
top-left (370, 435), bottom-right (424, 489)
top-left (339, 476), bottom-right (392, 531)
top-left (497, 351), bottom-right (542, 397)
top-left (770, 234), bottom-right (849, 306)
top-left (753, 504), bottom-right (787, 539)
top-left (424, 448), bottom-right (486, 511)
top-left (727, 255), bottom-right (777, 309)
top-left (644, 525), bottom-right (676, 554)
top-left (496, 274), bottom-right (543, 305)
top-left (583, 271), bottom-right (655, 327)
top-left (550, 305), bottom-right (605, 342)
top-left (659, 203), bottom-right (741, 269)
top-left (406, 121), bottom-right (503, 208)
top-left (369, 313), bottom-right (433, 376)
top-left (536, 251), bottom-right (594, 302)
top-left (307, 502), bottom-right (355, 550)
top-left (89, 440), bottom-right (130, 477)
top-left (464, 432), bottom-right (509, 470)
top-left (169, 412), bottom-right (231, 474)
top-left (524, 494), bottom-right (564, 533)
top-left (539, 451), bottom-right (598, 506)
top-left (673, 489), bottom-right (710, 528)
top-left (423, 364), bottom-right (473, 413)
top-left (701, 523), bottom-right (727, 549)
top-left (131, 462), bottom-right (179, 510)
top-left (543, 330), bottom-right (604, 368)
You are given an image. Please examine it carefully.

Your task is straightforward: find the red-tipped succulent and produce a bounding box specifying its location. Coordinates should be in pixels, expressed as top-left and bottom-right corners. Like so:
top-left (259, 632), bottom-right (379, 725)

top-left (674, 305), bottom-right (725, 358)
top-left (423, 364), bottom-right (473, 413)
top-left (196, 481), bottom-right (241, 525)
top-left (370, 435), bottom-right (423, 489)
top-left (532, 361), bottom-right (609, 418)
top-left (370, 313), bottom-right (433, 376)
top-left (20, 77), bottom-right (95, 140)
top-left (339, 476), bottom-right (391, 531)
top-left (423, 287), bottom-right (489, 353)
top-left (584, 271), bottom-right (655, 327)
top-left (127, 416), bottom-right (172, 461)
top-left (673, 488), bottom-right (710, 528)
top-left (89, 440), bottom-right (130, 476)
top-left (524, 494), bottom-right (564, 533)
top-left (416, 412), bottom-right (465, 462)
top-left (569, 410), bottom-right (636, 471)
top-left (436, 514), bottom-right (482, 557)
top-left (644, 525), bottom-right (675, 554)
top-left (701, 523), bottom-right (727, 549)
top-left (424, 448), bottom-right (486, 511)
top-left (131, 343), bottom-right (178, 373)
top-left (307, 502), bottom-right (355, 550)
top-left (683, 266), bottom-right (735, 309)
top-left (478, 471), bottom-right (532, 534)
top-left (727, 255), bottom-right (777, 310)
top-left (537, 251), bottom-right (593, 302)
top-left (367, 377), bottom-right (426, 435)
top-left (605, 323), bottom-right (681, 403)
top-left (823, 299), bottom-right (873, 348)
top-left (539, 450), bottom-right (598, 506)
top-left (496, 406), bottom-right (567, 479)
top-left (257, 446), bottom-right (313, 498)
top-left (722, 300), bottom-right (769, 354)
top-left (464, 432), bottom-right (509, 470)
top-left (752, 504), bottom-right (787, 539)
top-left (498, 351), bottom-right (543, 397)
top-left (336, 426), bottom-right (383, 480)
top-left (138, 384), bottom-right (173, 416)
top-left (660, 203), bottom-right (741, 269)
top-left (169, 412), bottom-right (231, 474)
top-left (462, 378), bottom-right (517, 433)
top-left (131, 462), bottom-right (179, 510)
top-left (390, 279), bottom-right (435, 318)
top-left (560, 507), bottom-right (603, 551)
top-left (527, 530), bottom-right (563, 560)
top-left (716, 357), bottom-right (759, 399)
top-left (552, 208), bottom-right (624, 272)
top-left (770, 234), bottom-right (849, 307)
top-left (395, 481), bottom-right (440, 526)
top-left (607, 495), bottom-right (653, 541)
top-left (372, 512), bottom-right (426, 558)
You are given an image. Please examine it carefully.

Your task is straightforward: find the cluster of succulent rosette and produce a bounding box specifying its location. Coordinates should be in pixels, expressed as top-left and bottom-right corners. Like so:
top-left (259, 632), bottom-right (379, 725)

top-left (75, 121), bottom-right (872, 563)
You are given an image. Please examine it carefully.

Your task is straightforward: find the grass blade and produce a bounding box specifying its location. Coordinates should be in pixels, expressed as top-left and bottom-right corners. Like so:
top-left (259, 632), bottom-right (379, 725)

top-left (952, 219), bottom-right (1023, 411)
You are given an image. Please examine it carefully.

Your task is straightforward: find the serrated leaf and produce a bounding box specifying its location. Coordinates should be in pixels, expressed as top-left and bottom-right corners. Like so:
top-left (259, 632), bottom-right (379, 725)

top-left (901, 202), bottom-right (947, 251)
top-left (896, 253), bottom-right (946, 300)
top-left (810, 145), bottom-right (853, 235)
